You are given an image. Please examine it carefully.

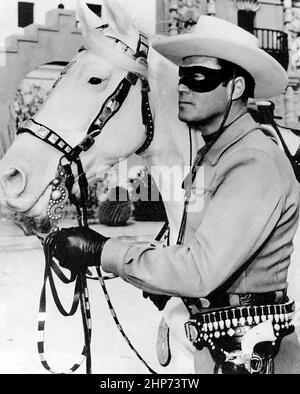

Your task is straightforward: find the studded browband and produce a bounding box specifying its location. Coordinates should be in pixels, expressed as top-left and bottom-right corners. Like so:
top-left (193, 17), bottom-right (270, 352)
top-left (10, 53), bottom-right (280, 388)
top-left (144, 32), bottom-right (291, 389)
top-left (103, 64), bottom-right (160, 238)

top-left (17, 33), bottom-right (154, 161)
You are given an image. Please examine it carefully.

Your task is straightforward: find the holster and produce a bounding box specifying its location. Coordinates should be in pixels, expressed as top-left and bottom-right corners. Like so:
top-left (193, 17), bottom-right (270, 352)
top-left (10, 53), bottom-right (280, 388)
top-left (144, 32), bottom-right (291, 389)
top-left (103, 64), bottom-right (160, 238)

top-left (212, 337), bottom-right (280, 374)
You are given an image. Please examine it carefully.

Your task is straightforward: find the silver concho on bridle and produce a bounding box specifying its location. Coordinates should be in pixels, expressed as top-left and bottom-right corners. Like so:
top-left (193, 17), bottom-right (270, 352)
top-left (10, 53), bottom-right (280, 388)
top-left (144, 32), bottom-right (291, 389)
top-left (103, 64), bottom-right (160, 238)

top-left (47, 162), bottom-right (69, 232)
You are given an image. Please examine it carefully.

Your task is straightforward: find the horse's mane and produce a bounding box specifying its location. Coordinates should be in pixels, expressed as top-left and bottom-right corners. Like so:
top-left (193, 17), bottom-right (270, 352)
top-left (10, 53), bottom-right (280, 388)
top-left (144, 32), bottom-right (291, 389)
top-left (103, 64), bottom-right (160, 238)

top-left (80, 0), bottom-right (178, 85)
top-left (84, 28), bottom-right (178, 92)
top-left (81, 0), bottom-right (179, 110)
top-left (84, 27), bottom-right (148, 78)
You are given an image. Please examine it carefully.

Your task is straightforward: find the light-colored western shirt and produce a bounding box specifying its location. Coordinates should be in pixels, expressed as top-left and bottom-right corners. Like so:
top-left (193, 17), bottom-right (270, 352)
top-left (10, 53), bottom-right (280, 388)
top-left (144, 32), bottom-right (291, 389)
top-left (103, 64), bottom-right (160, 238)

top-left (101, 113), bottom-right (300, 297)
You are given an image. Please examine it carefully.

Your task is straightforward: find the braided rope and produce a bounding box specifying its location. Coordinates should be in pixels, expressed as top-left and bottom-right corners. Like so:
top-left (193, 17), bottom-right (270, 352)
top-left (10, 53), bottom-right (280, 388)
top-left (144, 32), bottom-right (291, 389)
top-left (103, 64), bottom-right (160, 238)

top-left (83, 223), bottom-right (169, 373)
top-left (95, 266), bottom-right (157, 374)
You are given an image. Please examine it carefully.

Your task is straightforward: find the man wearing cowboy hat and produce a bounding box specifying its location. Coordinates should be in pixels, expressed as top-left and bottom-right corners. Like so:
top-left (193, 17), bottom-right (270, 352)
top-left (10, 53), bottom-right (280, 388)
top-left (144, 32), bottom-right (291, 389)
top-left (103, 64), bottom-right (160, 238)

top-left (53, 16), bottom-right (300, 374)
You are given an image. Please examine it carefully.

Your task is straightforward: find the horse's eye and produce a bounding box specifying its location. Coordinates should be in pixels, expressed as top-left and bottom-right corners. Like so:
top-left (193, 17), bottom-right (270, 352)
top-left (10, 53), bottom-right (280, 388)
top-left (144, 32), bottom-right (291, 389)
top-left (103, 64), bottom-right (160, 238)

top-left (88, 77), bottom-right (103, 85)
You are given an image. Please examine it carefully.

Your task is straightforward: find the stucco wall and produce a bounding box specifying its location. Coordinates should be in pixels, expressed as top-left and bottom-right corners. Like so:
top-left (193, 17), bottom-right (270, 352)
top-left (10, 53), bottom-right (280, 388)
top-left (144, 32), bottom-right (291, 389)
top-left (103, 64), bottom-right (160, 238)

top-left (215, 0), bottom-right (239, 24)
top-left (0, 0), bottom-right (157, 45)
top-left (256, 1), bottom-right (284, 30)
top-left (215, 0), bottom-right (284, 30)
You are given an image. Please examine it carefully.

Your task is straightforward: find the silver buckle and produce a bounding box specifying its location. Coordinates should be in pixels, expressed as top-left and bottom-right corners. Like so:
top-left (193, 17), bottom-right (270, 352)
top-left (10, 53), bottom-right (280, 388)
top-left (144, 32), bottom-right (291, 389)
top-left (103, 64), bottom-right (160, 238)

top-left (184, 321), bottom-right (198, 342)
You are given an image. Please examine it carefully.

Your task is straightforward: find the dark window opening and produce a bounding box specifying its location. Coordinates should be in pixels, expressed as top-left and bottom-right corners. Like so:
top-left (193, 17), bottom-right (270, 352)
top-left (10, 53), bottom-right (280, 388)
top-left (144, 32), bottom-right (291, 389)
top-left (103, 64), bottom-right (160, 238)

top-left (46, 61), bottom-right (69, 67)
top-left (87, 3), bottom-right (102, 18)
top-left (18, 2), bottom-right (34, 28)
top-left (237, 10), bottom-right (255, 34)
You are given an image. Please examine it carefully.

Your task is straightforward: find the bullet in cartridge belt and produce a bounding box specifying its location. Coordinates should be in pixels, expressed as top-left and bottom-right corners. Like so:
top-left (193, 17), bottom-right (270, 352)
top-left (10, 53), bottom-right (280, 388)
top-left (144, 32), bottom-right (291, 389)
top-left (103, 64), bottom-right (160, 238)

top-left (185, 300), bottom-right (295, 347)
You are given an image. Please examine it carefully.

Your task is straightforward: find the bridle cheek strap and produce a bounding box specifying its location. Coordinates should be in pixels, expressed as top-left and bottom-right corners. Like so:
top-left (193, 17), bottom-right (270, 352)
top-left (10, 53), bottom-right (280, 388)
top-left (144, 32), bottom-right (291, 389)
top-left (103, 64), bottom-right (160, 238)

top-left (86, 32), bottom-right (153, 156)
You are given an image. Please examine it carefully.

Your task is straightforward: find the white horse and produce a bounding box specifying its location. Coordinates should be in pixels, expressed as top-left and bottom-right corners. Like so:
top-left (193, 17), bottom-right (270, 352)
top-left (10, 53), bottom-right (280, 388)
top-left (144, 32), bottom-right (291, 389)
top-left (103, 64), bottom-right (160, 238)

top-left (0, 0), bottom-right (202, 373)
top-left (0, 0), bottom-right (299, 373)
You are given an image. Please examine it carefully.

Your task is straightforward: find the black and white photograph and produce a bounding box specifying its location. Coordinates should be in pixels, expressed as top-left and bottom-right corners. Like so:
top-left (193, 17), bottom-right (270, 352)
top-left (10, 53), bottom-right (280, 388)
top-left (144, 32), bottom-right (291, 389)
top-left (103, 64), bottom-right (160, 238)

top-left (0, 0), bottom-right (300, 378)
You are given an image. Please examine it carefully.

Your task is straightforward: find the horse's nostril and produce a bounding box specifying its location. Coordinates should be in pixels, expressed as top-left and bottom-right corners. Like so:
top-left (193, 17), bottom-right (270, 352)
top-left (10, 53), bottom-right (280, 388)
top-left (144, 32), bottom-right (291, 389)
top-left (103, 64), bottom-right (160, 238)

top-left (7, 169), bottom-right (19, 179)
top-left (0, 167), bottom-right (27, 198)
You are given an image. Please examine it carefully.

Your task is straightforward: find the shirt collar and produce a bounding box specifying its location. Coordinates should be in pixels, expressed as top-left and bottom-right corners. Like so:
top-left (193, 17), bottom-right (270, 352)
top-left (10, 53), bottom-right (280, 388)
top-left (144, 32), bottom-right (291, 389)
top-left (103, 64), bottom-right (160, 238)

top-left (204, 112), bottom-right (258, 166)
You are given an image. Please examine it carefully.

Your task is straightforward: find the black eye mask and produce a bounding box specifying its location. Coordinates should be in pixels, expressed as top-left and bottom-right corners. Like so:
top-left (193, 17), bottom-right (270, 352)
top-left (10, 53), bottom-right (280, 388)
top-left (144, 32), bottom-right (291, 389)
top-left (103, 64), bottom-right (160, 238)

top-left (179, 65), bottom-right (231, 93)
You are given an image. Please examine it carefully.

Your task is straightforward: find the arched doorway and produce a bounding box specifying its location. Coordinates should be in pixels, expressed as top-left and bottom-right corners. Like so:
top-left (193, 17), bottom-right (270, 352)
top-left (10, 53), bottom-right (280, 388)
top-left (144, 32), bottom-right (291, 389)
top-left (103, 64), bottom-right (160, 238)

top-left (9, 61), bottom-right (66, 135)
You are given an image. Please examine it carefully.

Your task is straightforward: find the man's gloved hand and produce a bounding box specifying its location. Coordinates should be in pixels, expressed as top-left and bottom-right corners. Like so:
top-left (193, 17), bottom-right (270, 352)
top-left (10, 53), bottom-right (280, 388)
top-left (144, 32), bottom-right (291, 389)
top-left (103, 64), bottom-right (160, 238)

top-left (52, 227), bottom-right (109, 271)
top-left (143, 292), bottom-right (171, 311)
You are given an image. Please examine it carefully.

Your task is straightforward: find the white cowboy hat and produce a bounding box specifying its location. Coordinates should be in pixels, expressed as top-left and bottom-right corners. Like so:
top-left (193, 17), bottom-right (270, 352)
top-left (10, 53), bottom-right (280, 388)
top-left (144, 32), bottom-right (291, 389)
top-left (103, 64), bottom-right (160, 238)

top-left (152, 16), bottom-right (288, 99)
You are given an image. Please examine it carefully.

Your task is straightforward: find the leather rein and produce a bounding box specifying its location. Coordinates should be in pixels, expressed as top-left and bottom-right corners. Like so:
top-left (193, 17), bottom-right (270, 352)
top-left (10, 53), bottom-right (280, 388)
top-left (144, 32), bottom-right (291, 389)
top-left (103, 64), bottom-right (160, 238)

top-left (16, 33), bottom-right (159, 374)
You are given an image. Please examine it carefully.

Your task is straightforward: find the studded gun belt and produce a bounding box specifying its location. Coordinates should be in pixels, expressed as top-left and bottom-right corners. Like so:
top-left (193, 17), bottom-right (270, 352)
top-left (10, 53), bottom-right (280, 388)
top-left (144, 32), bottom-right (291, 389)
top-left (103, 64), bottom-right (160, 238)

top-left (185, 300), bottom-right (295, 353)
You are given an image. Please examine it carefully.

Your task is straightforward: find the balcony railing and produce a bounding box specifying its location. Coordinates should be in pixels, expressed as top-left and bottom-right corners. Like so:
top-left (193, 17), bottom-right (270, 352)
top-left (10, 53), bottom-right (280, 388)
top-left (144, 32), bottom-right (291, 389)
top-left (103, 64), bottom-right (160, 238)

top-left (253, 28), bottom-right (289, 70)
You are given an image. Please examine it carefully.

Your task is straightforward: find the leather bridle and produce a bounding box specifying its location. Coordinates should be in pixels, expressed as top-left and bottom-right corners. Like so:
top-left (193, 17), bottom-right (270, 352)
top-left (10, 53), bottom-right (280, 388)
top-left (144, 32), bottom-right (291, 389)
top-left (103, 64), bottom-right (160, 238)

top-left (17, 32), bottom-right (154, 162)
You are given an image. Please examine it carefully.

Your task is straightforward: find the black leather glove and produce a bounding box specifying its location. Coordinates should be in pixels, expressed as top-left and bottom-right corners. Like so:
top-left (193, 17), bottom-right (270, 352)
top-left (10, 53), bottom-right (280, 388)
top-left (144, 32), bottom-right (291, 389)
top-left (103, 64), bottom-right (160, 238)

top-left (52, 227), bottom-right (109, 271)
top-left (143, 292), bottom-right (171, 311)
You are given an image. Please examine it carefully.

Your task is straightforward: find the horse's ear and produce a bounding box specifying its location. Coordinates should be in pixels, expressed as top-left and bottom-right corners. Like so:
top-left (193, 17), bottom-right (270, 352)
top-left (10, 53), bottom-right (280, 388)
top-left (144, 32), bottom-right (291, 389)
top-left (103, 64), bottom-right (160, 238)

top-left (77, 0), bottom-right (105, 37)
top-left (103, 0), bottom-right (133, 36)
